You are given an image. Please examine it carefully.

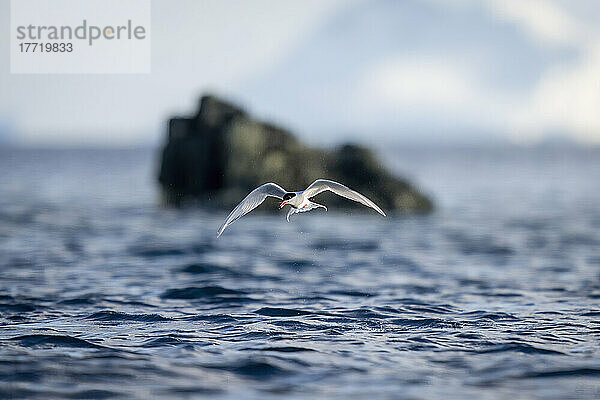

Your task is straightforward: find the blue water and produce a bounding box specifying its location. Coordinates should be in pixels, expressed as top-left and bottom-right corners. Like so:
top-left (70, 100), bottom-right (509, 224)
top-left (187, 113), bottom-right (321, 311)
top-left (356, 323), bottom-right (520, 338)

top-left (0, 146), bottom-right (599, 399)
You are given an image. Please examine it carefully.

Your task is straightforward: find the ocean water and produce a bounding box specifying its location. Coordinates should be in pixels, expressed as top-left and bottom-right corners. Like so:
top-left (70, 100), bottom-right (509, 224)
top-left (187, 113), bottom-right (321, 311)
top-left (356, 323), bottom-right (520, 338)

top-left (0, 146), bottom-right (599, 399)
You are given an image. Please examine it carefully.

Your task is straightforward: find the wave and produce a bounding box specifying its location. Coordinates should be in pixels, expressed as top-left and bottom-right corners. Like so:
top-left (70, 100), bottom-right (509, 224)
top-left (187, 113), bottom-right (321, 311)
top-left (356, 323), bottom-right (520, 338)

top-left (391, 318), bottom-right (461, 329)
top-left (6, 334), bottom-right (109, 349)
top-left (177, 262), bottom-right (235, 275)
top-left (185, 314), bottom-right (238, 323)
top-left (203, 359), bottom-right (291, 379)
top-left (241, 346), bottom-right (316, 353)
top-left (86, 311), bottom-right (172, 322)
top-left (327, 290), bottom-right (373, 297)
top-left (309, 239), bottom-right (379, 251)
top-left (58, 294), bottom-right (105, 305)
top-left (473, 343), bottom-right (564, 355)
top-left (254, 307), bottom-right (315, 317)
top-left (518, 368), bottom-right (600, 378)
top-left (161, 286), bottom-right (247, 300)
top-left (0, 388), bottom-right (122, 400)
top-left (0, 302), bottom-right (37, 312)
top-left (141, 336), bottom-right (206, 348)
top-left (128, 243), bottom-right (214, 258)
top-left (461, 311), bottom-right (522, 321)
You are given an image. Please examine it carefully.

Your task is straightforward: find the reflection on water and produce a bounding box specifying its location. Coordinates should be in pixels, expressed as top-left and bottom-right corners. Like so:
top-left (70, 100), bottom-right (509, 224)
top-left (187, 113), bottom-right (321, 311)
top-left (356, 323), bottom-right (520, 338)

top-left (0, 147), bottom-right (599, 399)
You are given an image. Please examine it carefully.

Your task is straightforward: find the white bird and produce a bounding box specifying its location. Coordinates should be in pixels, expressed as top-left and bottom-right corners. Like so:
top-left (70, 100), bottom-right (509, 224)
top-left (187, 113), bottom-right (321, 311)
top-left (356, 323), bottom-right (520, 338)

top-left (217, 179), bottom-right (386, 237)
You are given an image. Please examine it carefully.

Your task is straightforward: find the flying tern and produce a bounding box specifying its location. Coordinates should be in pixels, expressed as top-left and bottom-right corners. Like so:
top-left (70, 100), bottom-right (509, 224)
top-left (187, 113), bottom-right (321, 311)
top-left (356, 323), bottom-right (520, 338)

top-left (217, 179), bottom-right (385, 237)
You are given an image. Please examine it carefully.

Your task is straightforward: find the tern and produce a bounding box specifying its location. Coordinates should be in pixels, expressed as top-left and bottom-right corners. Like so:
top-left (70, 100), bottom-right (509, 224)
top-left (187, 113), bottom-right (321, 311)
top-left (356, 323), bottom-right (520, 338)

top-left (217, 179), bottom-right (385, 237)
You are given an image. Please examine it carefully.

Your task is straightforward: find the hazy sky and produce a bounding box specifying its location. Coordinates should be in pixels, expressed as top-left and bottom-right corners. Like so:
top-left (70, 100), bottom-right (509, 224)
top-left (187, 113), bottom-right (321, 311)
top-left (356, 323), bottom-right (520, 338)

top-left (2, 0), bottom-right (600, 146)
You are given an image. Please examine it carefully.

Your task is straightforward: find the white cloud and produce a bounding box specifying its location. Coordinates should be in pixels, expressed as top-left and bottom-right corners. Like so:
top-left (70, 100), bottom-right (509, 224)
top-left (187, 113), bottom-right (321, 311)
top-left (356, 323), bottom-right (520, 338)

top-left (510, 44), bottom-right (600, 144)
top-left (488, 0), bottom-right (600, 144)
top-left (364, 58), bottom-right (476, 109)
top-left (487, 0), bottom-right (581, 46)
top-left (356, 56), bottom-right (517, 134)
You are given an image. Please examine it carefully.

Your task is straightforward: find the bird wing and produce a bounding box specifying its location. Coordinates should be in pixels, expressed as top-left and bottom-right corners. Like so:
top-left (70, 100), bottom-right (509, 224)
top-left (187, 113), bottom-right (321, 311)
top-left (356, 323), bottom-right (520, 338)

top-left (303, 179), bottom-right (386, 216)
top-left (217, 183), bottom-right (287, 237)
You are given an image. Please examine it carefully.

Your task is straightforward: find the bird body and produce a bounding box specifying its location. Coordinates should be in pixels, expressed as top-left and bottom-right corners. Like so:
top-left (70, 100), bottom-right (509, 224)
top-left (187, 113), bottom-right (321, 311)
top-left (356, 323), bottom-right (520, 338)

top-left (217, 179), bottom-right (385, 237)
top-left (284, 197), bottom-right (327, 222)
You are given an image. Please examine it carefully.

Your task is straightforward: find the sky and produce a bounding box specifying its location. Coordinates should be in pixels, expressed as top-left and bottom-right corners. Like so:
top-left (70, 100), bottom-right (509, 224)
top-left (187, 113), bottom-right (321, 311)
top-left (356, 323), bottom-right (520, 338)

top-left (2, 0), bottom-right (600, 146)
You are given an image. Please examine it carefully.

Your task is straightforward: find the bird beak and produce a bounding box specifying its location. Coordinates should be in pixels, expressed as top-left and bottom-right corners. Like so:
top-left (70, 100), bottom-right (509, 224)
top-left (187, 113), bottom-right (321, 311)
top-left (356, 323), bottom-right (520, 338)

top-left (280, 201), bottom-right (287, 208)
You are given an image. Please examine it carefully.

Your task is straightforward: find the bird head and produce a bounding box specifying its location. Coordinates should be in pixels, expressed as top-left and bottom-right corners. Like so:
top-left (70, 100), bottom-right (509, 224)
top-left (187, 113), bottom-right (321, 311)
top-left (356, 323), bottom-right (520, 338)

top-left (280, 193), bottom-right (296, 208)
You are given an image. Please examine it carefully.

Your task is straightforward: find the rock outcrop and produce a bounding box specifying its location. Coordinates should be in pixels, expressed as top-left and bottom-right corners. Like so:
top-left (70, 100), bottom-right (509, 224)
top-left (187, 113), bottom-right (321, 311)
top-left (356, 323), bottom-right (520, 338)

top-left (158, 95), bottom-right (433, 213)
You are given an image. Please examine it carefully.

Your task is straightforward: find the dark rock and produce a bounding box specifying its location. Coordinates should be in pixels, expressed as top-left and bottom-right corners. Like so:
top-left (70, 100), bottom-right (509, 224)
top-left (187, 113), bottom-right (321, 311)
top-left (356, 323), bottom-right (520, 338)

top-left (158, 94), bottom-right (432, 213)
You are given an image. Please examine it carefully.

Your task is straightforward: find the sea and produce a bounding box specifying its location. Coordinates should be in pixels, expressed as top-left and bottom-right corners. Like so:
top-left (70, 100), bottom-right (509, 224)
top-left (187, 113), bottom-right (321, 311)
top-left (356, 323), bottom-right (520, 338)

top-left (0, 145), bottom-right (599, 399)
